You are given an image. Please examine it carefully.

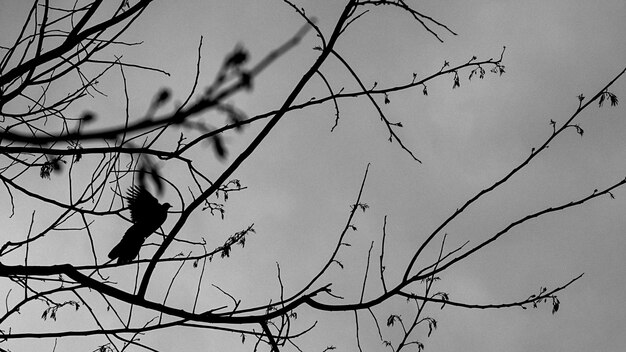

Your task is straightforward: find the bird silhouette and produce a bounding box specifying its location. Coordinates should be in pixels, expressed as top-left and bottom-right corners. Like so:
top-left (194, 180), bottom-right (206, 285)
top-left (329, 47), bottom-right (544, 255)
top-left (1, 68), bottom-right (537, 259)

top-left (108, 186), bottom-right (171, 264)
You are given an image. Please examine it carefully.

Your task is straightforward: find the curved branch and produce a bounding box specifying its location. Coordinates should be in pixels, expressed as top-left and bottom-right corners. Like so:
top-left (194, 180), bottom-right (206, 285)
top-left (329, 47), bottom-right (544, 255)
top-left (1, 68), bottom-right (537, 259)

top-left (136, 0), bottom-right (355, 298)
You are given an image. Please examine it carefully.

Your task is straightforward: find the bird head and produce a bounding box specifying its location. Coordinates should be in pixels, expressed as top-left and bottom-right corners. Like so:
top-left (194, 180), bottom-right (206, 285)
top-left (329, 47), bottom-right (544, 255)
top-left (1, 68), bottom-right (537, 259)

top-left (162, 202), bottom-right (172, 210)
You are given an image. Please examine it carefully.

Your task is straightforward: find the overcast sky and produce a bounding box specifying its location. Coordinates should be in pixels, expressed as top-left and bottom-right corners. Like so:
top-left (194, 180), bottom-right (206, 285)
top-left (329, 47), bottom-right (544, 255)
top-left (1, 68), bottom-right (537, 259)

top-left (2, 1), bottom-right (626, 351)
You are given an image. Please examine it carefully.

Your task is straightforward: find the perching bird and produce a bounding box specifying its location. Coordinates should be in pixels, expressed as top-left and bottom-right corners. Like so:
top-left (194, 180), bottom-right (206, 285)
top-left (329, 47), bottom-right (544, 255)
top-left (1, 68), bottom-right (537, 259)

top-left (108, 186), bottom-right (171, 264)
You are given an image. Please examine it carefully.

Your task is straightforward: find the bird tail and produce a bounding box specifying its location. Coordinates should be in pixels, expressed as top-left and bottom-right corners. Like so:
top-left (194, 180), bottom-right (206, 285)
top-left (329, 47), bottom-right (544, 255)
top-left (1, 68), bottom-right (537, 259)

top-left (108, 243), bottom-right (120, 260)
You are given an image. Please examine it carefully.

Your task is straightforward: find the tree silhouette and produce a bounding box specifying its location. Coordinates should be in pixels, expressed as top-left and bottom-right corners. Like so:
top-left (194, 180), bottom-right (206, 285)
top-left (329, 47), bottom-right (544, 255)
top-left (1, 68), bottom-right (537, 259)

top-left (0, 1), bottom-right (624, 351)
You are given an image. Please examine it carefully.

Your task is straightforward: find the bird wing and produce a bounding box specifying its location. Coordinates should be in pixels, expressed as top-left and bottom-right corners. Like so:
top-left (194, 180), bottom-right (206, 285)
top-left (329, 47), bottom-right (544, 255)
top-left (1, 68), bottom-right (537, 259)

top-left (126, 186), bottom-right (160, 224)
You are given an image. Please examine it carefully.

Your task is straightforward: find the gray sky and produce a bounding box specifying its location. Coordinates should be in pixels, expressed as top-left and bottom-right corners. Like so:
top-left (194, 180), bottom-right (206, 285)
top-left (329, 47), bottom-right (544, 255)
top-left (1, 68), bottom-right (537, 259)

top-left (2, 1), bottom-right (626, 351)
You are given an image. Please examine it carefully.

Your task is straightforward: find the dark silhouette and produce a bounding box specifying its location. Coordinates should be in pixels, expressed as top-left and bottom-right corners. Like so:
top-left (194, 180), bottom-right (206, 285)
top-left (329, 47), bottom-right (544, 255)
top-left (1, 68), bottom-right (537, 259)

top-left (1, 1), bottom-right (624, 351)
top-left (108, 187), bottom-right (171, 264)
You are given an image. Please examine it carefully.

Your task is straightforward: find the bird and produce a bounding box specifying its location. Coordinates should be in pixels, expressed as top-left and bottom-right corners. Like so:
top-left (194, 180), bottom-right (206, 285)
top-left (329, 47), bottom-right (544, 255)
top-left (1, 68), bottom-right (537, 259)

top-left (108, 186), bottom-right (171, 264)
